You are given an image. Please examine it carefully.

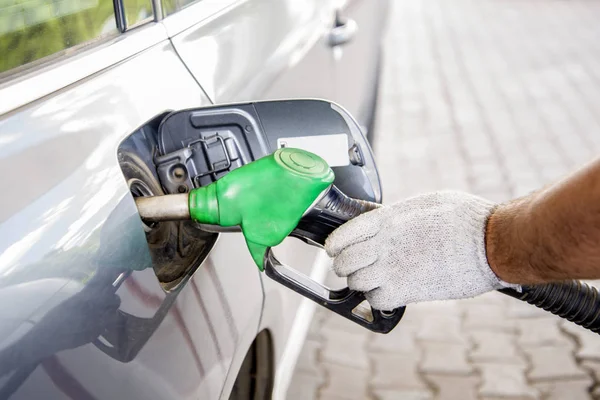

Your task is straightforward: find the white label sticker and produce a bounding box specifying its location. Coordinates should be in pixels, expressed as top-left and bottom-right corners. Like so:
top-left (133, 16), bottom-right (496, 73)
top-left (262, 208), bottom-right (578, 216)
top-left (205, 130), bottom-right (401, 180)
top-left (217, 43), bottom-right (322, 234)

top-left (277, 134), bottom-right (349, 167)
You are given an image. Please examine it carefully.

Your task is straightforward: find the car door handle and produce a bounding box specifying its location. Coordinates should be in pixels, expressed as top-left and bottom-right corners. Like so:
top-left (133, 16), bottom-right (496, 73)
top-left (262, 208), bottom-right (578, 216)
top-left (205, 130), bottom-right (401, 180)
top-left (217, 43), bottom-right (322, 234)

top-left (328, 17), bottom-right (357, 47)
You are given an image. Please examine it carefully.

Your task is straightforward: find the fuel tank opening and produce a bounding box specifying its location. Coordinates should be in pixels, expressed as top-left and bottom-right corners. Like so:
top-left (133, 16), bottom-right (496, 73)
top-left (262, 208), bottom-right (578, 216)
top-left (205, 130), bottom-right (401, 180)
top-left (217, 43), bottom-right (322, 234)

top-left (118, 117), bottom-right (217, 292)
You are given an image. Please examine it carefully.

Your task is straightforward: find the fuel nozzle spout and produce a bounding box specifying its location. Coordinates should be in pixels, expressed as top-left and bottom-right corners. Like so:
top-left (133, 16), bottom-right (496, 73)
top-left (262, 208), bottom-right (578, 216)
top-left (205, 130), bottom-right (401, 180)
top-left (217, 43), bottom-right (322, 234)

top-left (134, 194), bottom-right (190, 221)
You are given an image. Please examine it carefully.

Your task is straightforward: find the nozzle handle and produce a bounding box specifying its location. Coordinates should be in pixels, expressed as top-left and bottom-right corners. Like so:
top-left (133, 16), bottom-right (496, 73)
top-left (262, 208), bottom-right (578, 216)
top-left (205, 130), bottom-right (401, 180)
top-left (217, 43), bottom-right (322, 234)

top-left (264, 249), bottom-right (405, 333)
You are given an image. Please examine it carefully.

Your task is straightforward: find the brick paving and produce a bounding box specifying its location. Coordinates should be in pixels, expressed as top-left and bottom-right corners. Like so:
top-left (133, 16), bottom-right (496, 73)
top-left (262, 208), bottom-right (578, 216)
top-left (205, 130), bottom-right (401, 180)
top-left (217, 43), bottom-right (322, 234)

top-left (287, 0), bottom-right (600, 399)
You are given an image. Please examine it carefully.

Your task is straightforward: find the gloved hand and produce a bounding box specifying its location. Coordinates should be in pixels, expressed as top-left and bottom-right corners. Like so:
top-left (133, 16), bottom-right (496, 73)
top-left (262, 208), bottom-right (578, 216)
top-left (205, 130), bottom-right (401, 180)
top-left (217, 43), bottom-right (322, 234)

top-left (325, 191), bottom-right (515, 310)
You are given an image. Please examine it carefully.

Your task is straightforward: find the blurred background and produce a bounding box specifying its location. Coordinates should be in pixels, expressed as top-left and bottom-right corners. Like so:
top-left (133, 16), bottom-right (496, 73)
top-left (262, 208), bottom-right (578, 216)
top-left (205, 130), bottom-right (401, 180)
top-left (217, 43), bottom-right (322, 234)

top-left (288, 1), bottom-right (600, 399)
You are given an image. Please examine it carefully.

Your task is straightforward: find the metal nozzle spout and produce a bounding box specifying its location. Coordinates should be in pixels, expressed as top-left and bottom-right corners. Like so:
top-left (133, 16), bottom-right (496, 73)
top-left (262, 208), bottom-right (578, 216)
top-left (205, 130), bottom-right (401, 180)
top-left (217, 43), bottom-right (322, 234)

top-left (135, 194), bottom-right (190, 222)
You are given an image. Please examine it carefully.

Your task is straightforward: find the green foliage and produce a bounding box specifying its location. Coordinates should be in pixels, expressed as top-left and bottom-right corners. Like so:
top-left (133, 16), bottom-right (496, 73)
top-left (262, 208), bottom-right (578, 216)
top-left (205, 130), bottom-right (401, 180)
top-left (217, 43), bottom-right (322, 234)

top-left (123, 0), bottom-right (152, 27)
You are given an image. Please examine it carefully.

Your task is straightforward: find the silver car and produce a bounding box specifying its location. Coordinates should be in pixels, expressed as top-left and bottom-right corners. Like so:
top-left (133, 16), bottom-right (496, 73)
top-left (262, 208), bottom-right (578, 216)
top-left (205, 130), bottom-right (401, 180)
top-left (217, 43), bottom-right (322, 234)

top-left (0, 0), bottom-right (388, 398)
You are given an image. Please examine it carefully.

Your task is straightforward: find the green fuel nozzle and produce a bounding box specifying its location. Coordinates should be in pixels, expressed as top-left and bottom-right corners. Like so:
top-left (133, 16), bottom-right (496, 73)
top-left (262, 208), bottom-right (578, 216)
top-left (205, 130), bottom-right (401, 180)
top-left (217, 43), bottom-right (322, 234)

top-left (189, 148), bottom-right (334, 269)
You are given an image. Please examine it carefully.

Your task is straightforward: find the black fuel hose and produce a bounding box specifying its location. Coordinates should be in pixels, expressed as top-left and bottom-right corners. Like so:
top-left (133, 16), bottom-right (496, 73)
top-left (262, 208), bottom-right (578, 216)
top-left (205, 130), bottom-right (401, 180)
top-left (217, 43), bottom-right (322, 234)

top-left (299, 186), bottom-right (600, 335)
top-left (499, 282), bottom-right (600, 334)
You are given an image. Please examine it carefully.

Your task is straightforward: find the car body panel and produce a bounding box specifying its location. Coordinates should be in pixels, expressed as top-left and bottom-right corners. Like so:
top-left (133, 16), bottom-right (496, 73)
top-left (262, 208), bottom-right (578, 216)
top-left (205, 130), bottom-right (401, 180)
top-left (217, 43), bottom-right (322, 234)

top-left (0, 41), bottom-right (263, 399)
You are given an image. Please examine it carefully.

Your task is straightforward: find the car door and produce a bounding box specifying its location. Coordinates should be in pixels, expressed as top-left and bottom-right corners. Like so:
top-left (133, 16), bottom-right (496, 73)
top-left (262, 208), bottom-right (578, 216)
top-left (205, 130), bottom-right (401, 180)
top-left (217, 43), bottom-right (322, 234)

top-left (0, 2), bottom-right (263, 399)
top-left (163, 0), bottom-right (339, 392)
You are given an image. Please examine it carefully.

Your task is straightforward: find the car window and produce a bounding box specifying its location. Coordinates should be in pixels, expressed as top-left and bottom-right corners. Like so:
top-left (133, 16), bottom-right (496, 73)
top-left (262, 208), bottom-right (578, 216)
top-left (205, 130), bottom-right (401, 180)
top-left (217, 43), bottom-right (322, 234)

top-left (0, 0), bottom-right (120, 76)
top-left (161, 0), bottom-right (200, 17)
top-left (123, 0), bottom-right (154, 28)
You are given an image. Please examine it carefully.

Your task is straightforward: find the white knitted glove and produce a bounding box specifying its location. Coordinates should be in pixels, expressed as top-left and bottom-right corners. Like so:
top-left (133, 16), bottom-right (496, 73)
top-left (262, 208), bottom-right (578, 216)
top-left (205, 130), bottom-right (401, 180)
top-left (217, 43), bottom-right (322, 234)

top-left (325, 191), bottom-right (512, 310)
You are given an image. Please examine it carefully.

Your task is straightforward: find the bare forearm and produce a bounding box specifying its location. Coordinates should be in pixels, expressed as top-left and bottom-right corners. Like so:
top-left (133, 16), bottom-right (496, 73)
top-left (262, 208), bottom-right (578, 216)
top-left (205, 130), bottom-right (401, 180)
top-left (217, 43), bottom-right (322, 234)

top-left (486, 158), bottom-right (600, 284)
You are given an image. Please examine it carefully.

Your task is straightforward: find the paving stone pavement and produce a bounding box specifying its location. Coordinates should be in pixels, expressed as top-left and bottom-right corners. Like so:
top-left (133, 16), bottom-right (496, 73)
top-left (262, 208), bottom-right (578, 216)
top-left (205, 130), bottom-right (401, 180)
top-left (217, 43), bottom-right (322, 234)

top-left (287, 0), bottom-right (600, 399)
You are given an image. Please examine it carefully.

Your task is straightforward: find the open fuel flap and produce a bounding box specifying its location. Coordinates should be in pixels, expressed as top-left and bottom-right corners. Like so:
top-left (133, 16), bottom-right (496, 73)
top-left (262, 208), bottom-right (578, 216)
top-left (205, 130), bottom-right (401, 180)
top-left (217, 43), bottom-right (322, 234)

top-left (133, 99), bottom-right (404, 333)
top-left (155, 100), bottom-right (382, 202)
